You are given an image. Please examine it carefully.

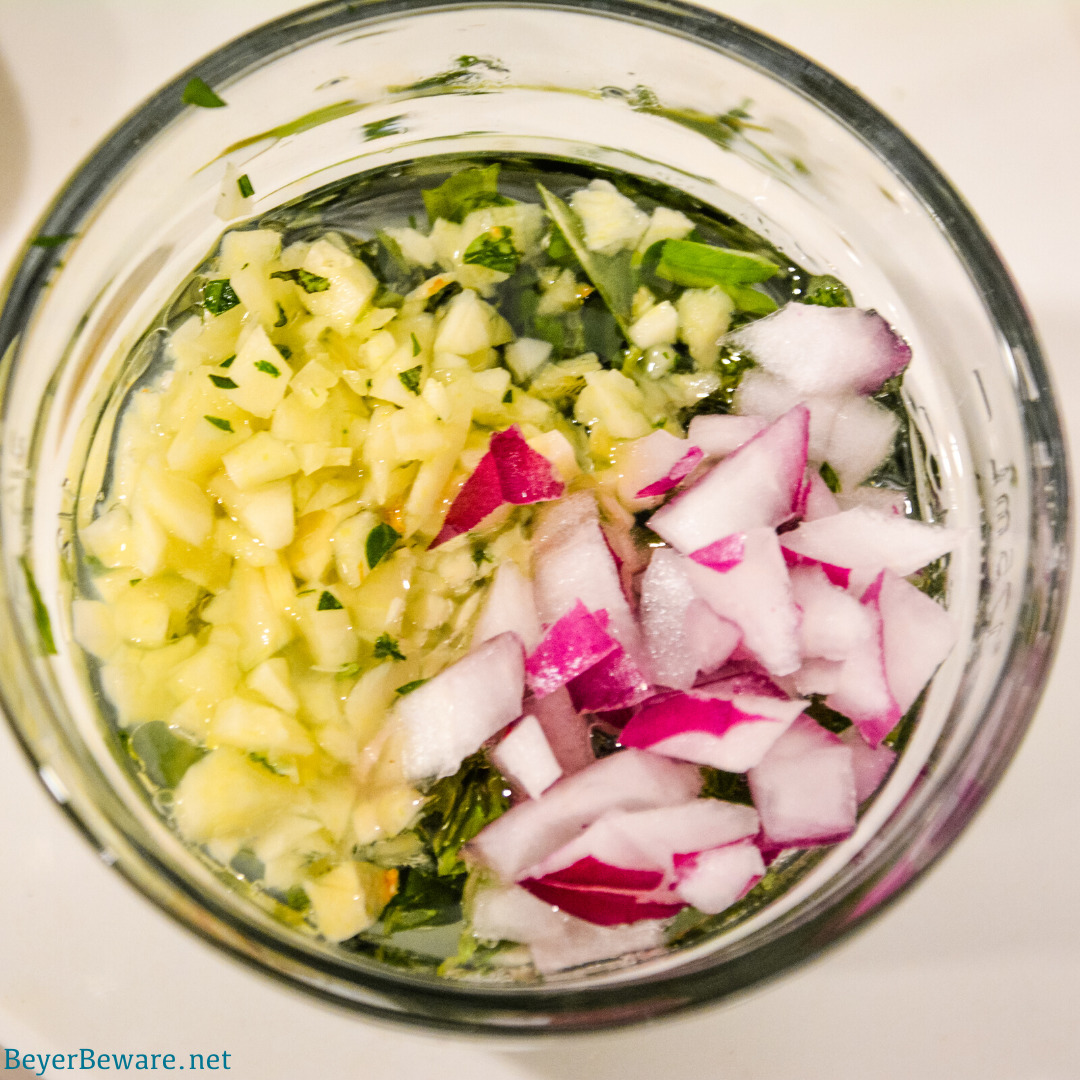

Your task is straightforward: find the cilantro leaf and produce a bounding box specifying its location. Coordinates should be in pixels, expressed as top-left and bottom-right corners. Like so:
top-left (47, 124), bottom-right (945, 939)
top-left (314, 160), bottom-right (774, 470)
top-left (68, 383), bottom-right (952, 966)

top-left (365, 522), bottom-right (400, 569)
top-left (653, 238), bottom-right (780, 288)
top-left (463, 225), bottom-right (520, 273)
top-left (274, 304), bottom-right (287, 328)
top-left (237, 173), bottom-right (254, 198)
top-left (373, 633), bottom-right (405, 661)
top-left (317, 590), bottom-right (343, 611)
top-left (255, 359), bottom-right (281, 377)
top-left (699, 766), bottom-right (754, 805)
top-left (421, 165), bottom-right (512, 225)
top-left (204, 415), bottom-right (233, 433)
top-left (410, 332), bottom-right (421, 357)
top-left (219, 354), bottom-right (236, 368)
top-left (398, 365), bottom-right (422, 395)
top-left (202, 278), bottom-right (240, 315)
top-left (182, 77), bottom-right (227, 109)
top-left (395, 678), bottom-right (428, 696)
top-left (270, 268), bottom-right (331, 293)
top-left (208, 373), bottom-right (237, 389)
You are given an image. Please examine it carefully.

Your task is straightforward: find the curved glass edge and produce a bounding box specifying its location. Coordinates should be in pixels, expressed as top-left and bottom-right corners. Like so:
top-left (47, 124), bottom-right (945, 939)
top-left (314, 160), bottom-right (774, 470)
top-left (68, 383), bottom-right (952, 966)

top-left (0, 0), bottom-right (1071, 1035)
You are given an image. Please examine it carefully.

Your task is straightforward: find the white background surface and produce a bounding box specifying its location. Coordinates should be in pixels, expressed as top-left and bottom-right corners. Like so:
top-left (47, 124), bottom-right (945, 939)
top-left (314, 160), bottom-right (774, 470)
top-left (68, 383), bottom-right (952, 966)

top-left (1, 2), bottom-right (1078, 1077)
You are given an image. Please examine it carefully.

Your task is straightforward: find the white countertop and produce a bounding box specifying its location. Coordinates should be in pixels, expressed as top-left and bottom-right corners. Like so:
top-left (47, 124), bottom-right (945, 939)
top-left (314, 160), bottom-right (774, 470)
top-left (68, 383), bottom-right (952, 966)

top-left (1, 2), bottom-right (1078, 1076)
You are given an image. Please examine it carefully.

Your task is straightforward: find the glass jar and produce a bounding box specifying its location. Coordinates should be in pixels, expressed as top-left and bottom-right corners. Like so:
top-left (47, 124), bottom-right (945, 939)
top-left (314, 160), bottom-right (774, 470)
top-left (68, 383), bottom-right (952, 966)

top-left (0, 0), bottom-right (1069, 1034)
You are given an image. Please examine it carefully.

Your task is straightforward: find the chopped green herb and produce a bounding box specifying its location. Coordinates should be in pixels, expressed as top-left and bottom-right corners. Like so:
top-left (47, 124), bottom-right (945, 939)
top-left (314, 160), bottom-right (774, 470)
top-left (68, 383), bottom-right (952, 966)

top-left (398, 365), bottom-right (422, 395)
top-left (654, 238), bottom-right (780, 288)
top-left (410, 332), bottom-right (421, 357)
top-left (275, 344), bottom-right (292, 360)
top-left (270, 268), bottom-right (331, 293)
top-left (219, 354), bottom-right (236, 368)
top-left (471, 545), bottom-right (491, 566)
top-left (537, 184), bottom-right (633, 335)
top-left (502, 389), bottom-right (513, 404)
top-left (317, 590), bottom-right (344, 611)
top-left (818, 461), bottom-right (841, 494)
top-left (365, 521), bottom-right (400, 569)
top-left (255, 359), bottom-right (281, 377)
top-left (202, 278), bottom-right (240, 315)
top-left (281, 885), bottom-right (311, 912)
top-left (181, 76), bottom-right (227, 109)
top-left (130, 721), bottom-right (206, 788)
top-left (380, 866), bottom-right (465, 933)
top-left (20, 557), bottom-right (56, 655)
top-left (463, 225), bottom-right (520, 273)
top-left (274, 304), bottom-right (287, 328)
top-left (203, 415), bottom-right (233, 433)
top-left (236, 173), bottom-right (254, 199)
top-left (373, 633), bottom-right (406, 661)
top-left (422, 165), bottom-right (513, 225)
top-left (208, 373), bottom-right (238, 389)
top-left (800, 273), bottom-right (853, 308)
top-left (129, 578), bottom-right (142, 586)
top-left (805, 696), bottom-right (854, 734)
top-left (248, 751), bottom-right (289, 775)
top-left (395, 679), bottom-right (429, 696)
top-left (336, 661), bottom-right (363, 681)
top-left (30, 233), bottom-right (75, 249)
top-left (699, 766), bottom-right (754, 806)
top-left (362, 114), bottom-right (406, 140)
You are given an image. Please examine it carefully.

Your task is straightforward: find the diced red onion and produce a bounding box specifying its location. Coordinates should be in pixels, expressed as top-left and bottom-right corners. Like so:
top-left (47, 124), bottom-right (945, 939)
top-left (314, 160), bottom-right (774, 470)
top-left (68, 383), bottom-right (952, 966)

top-left (635, 446), bottom-right (705, 498)
top-left (473, 560), bottom-right (542, 652)
top-left (493, 714), bottom-right (563, 800)
top-left (790, 563), bottom-right (874, 662)
top-left (747, 714), bottom-right (857, 847)
top-left (686, 413), bottom-right (766, 457)
top-left (839, 725), bottom-right (897, 802)
top-left (689, 533), bottom-right (746, 574)
top-left (673, 840), bottom-right (765, 914)
top-left (648, 405), bottom-right (810, 554)
top-left (525, 601), bottom-right (619, 697)
top-left (518, 875), bottom-right (685, 926)
top-left (567, 643), bottom-right (652, 713)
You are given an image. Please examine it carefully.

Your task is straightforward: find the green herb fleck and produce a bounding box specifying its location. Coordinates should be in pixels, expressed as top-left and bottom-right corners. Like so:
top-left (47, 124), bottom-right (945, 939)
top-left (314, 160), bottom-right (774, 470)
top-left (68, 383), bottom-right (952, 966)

top-left (274, 304), bottom-right (287, 328)
top-left (30, 233), bottom-right (75, 249)
top-left (255, 359), bottom-right (281, 377)
top-left (502, 389), bottom-right (513, 404)
top-left (654, 238), bottom-right (779, 288)
top-left (700, 767), bottom-right (754, 806)
top-left (471, 545), bottom-right (491, 566)
top-left (20, 557), bottom-right (56, 655)
top-left (398, 365), bottom-right (422, 395)
top-left (380, 867), bottom-right (466, 934)
top-left (248, 751), bottom-right (289, 775)
top-left (208, 373), bottom-right (238, 389)
top-left (410, 332), bottom-right (421, 357)
top-left (220, 354), bottom-right (235, 368)
top-left (182, 77), bottom-right (226, 109)
top-left (362, 114), bottom-right (405, 140)
top-left (204, 415), bottom-right (233, 433)
top-left (236, 173), bottom-right (254, 198)
top-left (336, 662), bottom-right (363, 681)
top-left (818, 461), bottom-right (841, 494)
top-left (317, 590), bottom-right (343, 611)
top-left (422, 165), bottom-right (512, 225)
top-left (202, 278), bottom-right (240, 315)
top-left (395, 679), bottom-right (428, 696)
top-left (365, 522), bottom-right (400, 569)
top-left (270, 268), bottom-right (331, 293)
top-left (129, 578), bottom-right (142, 586)
top-left (275, 344), bottom-right (292, 360)
top-left (373, 633), bottom-right (406, 661)
top-left (281, 885), bottom-right (311, 912)
top-left (805, 697), bottom-right (853, 734)
top-left (463, 225), bottom-right (520, 273)
top-left (800, 273), bottom-right (853, 308)
top-left (130, 721), bottom-right (206, 788)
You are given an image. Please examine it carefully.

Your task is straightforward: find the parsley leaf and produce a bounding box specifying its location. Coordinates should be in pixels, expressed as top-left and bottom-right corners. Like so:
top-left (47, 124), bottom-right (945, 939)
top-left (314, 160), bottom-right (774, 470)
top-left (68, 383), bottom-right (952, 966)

top-left (208, 373), bottom-right (237, 389)
top-left (819, 460), bottom-right (841, 494)
top-left (421, 164), bottom-right (513, 225)
top-left (202, 278), bottom-right (240, 315)
top-left (410, 332), bottom-right (421, 357)
top-left (398, 365), bottom-right (422, 395)
top-left (463, 225), bottom-right (520, 273)
top-left (654, 238), bottom-right (780, 287)
top-left (236, 173), bottom-right (254, 198)
top-left (274, 304), bottom-right (287, 328)
top-left (317, 590), bottom-right (343, 611)
top-left (395, 678), bottom-right (428, 696)
top-left (365, 522), bottom-right (400, 569)
top-left (373, 633), bottom-right (406, 661)
top-left (270, 268), bottom-right (331, 293)
top-left (255, 359), bottom-right (281, 377)
top-left (220, 354), bottom-right (235, 368)
top-left (275, 344), bottom-right (292, 360)
top-left (182, 76), bottom-right (227, 109)
top-left (204, 415), bottom-right (233, 433)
